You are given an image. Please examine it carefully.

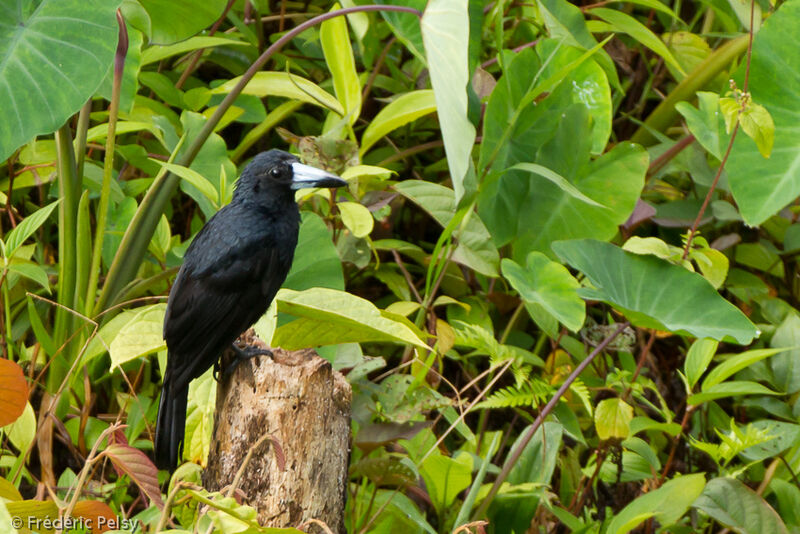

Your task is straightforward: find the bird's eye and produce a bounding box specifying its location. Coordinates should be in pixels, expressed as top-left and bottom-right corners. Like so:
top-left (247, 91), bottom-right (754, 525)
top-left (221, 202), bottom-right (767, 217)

top-left (270, 168), bottom-right (282, 178)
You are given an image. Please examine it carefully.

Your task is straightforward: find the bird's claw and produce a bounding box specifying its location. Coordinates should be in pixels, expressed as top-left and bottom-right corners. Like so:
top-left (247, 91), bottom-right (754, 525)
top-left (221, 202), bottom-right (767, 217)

top-left (215, 344), bottom-right (273, 381)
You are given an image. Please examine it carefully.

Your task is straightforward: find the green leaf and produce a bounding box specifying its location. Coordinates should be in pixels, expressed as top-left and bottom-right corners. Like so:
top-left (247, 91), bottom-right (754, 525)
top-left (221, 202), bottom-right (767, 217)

top-left (321, 3), bottom-right (361, 125)
top-left (141, 36), bottom-right (249, 65)
top-left (688, 381), bottom-right (780, 405)
top-left (684, 338), bottom-right (719, 389)
top-left (588, 8), bottom-right (685, 77)
top-left (6, 263), bottom-right (50, 292)
top-left (662, 31), bottom-right (711, 81)
top-left (770, 313), bottom-right (800, 394)
top-left (360, 90), bottom-right (436, 155)
top-left (421, 0), bottom-right (476, 202)
top-left (138, 0), bottom-right (228, 44)
top-left (553, 239), bottom-right (758, 344)
top-left (150, 160), bottom-right (219, 206)
top-left (0, 0), bottom-right (122, 161)
top-left (693, 477), bottom-right (788, 534)
top-left (395, 180), bottom-right (499, 276)
top-left (377, 0), bottom-right (427, 63)
top-left (419, 452), bottom-right (473, 514)
top-left (284, 212), bottom-right (344, 291)
top-left (676, 91), bottom-right (726, 159)
top-left (211, 72), bottom-right (344, 115)
top-left (109, 304), bottom-right (167, 369)
top-left (480, 97), bottom-right (645, 259)
top-left (594, 398), bottom-right (633, 440)
top-left (2, 402), bottom-right (36, 455)
top-left (507, 422), bottom-right (563, 485)
top-left (185, 369), bottom-right (216, 465)
top-left (5, 200), bottom-right (60, 256)
top-left (702, 348), bottom-right (785, 390)
top-left (506, 163), bottom-right (606, 208)
top-left (272, 288), bottom-right (429, 350)
top-left (739, 101), bottom-right (776, 159)
top-left (727, 0), bottom-right (800, 225)
top-left (501, 253), bottom-right (585, 332)
top-left (338, 201), bottom-right (373, 238)
top-left (608, 474), bottom-right (706, 534)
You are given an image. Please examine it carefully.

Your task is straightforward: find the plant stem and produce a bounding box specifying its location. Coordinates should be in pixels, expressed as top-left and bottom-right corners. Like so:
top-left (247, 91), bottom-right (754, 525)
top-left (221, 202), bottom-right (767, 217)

top-left (86, 10), bottom-right (127, 314)
top-left (474, 321), bottom-right (631, 519)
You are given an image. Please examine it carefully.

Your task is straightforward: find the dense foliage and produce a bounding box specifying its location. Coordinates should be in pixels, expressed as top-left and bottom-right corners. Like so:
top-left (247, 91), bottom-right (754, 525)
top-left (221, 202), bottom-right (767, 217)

top-left (0, 0), bottom-right (799, 532)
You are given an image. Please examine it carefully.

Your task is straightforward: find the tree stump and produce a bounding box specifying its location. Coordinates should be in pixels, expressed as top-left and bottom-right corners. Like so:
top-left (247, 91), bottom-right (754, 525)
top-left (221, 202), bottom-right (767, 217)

top-left (203, 331), bottom-right (351, 533)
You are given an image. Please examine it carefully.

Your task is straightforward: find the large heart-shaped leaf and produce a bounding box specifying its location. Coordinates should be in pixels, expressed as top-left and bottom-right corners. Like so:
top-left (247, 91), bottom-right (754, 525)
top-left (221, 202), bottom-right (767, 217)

top-left (693, 477), bottom-right (788, 534)
top-left (727, 0), bottom-right (800, 225)
top-left (0, 0), bottom-right (121, 161)
top-left (553, 239), bottom-right (758, 344)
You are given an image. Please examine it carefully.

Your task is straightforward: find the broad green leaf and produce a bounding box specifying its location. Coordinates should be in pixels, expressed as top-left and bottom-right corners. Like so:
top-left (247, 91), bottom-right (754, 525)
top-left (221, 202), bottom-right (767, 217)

top-left (138, 0), bottom-right (228, 44)
top-left (141, 36), bottom-right (249, 65)
top-left (676, 91), bottom-right (726, 159)
top-left (594, 398), bottom-right (633, 440)
top-left (4, 200), bottom-right (60, 256)
top-left (211, 72), bottom-right (344, 115)
top-left (553, 240), bottom-right (758, 344)
top-left (338, 201), bottom-right (374, 238)
top-left (702, 348), bottom-right (785, 390)
top-left (377, 0), bottom-right (427, 63)
top-left (0, 0), bottom-right (121, 161)
top-left (662, 31), bottom-right (711, 81)
top-left (150, 160), bottom-right (219, 205)
top-left (109, 304), bottom-right (167, 369)
top-left (7, 262), bottom-right (48, 292)
top-left (421, 0), bottom-right (476, 202)
top-left (589, 8), bottom-right (685, 77)
top-left (420, 452), bottom-right (473, 514)
top-left (507, 163), bottom-right (605, 208)
top-left (87, 121), bottom-right (165, 145)
top-left (502, 253), bottom-right (585, 332)
top-left (506, 422), bottom-right (563, 485)
top-left (535, 39), bottom-right (612, 155)
top-left (536, 0), bottom-right (621, 89)
top-left (479, 57), bottom-right (645, 258)
top-left (395, 180), bottom-right (499, 276)
top-left (321, 3), bottom-right (361, 125)
top-left (693, 477), bottom-right (788, 534)
top-left (284, 212), bottom-right (344, 291)
top-left (684, 338), bottom-right (719, 389)
top-left (273, 288), bottom-right (429, 350)
top-left (770, 313), bottom-right (800, 394)
top-left (0, 501), bottom-right (16, 534)
top-left (340, 165), bottom-right (394, 181)
top-left (728, 0), bottom-right (800, 225)
top-left (738, 101), bottom-right (776, 158)
top-left (608, 474), bottom-right (706, 534)
top-left (2, 402), bottom-right (36, 454)
top-left (185, 369), bottom-right (216, 466)
top-left (360, 90), bottom-right (436, 155)
top-left (688, 381), bottom-right (780, 405)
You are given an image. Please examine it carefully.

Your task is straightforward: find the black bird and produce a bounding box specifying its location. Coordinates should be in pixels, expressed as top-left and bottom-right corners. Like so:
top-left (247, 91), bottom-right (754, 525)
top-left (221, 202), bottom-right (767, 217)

top-left (154, 149), bottom-right (346, 470)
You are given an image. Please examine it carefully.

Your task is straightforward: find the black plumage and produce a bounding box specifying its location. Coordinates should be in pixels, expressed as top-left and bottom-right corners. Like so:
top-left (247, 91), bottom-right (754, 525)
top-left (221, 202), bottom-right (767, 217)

top-left (154, 149), bottom-right (346, 470)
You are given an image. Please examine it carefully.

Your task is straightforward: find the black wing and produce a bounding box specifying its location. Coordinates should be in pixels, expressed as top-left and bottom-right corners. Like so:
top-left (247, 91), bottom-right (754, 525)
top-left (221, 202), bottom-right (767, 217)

top-left (163, 208), bottom-right (293, 390)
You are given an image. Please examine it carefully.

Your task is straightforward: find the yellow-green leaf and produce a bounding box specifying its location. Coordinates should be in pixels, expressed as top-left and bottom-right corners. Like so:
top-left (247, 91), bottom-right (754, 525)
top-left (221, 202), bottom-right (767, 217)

top-left (338, 201), bottom-right (374, 238)
top-left (109, 304), bottom-right (167, 369)
top-left (594, 398), bottom-right (633, 440)
top-left (320, 3), bottom-right (361, 125)
top-left (211, 72), bottom-right (343, 115)
top-left (360, 90), bottom-right (436, 155)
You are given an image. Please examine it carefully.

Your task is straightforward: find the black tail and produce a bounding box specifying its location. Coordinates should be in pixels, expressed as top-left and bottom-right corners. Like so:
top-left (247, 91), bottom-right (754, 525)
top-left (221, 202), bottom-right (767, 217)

top-left (154, 378), bottom-right (188, 471)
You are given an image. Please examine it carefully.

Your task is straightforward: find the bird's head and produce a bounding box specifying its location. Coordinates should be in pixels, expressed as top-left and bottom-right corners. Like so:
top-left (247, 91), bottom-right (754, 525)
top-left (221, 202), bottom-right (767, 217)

top-left (234, 149), bottom-right (347, 203)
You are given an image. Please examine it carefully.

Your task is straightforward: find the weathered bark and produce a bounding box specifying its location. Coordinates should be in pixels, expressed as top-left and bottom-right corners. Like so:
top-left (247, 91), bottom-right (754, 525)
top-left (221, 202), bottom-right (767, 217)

top-left (203, 331), bottom-right (351, 533)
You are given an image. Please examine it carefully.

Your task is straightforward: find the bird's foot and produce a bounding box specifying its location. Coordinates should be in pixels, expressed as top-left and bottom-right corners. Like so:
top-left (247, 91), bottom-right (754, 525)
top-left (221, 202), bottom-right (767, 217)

top-left (215, 344), bottom-right (273, 381)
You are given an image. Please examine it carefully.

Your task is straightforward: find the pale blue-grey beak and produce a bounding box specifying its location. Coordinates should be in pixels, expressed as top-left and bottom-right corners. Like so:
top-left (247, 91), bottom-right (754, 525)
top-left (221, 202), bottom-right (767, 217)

top-left (290, 162), bottom-right (347, 190)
